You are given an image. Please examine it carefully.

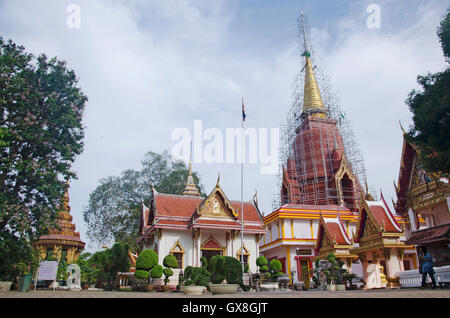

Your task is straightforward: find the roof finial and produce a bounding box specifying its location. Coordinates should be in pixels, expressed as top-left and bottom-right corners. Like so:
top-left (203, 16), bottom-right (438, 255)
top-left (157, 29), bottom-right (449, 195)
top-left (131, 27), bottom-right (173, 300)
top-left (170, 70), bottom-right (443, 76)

top-left (182, 141), bottom-right (200, 196)
top-left (216, 172), bottom-right (220, 188)
top-left (299, 11), bottom-right (327, 119)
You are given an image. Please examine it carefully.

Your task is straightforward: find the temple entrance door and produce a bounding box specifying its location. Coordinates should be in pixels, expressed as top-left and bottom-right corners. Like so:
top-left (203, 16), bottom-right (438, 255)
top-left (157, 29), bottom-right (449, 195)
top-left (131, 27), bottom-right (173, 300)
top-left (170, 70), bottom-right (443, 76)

top-left (201, 249), bottom-right (222, 262)
top-left (298, 259), bottom-right (310, 282)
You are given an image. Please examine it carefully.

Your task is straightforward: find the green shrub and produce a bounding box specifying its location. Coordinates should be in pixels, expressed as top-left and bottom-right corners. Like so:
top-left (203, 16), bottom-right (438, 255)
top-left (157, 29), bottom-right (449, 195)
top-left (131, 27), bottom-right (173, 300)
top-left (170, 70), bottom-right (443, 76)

top-left (200, 257), bottom-right (208, 269)
top-left (256, 255), bottom-right (268, 267)
top-left (260, 265), bottom-right (268, 272)
top-left (135, 270), bottom-right (149, 280)
top-left (269, 259), bottom-right (282, 272)
top-left (183, 266), bottom-right (211, 287)
top-left (163, 254), bottom-right (178, 269)
top-left (223, 256), bottom-right (242, 285)
top-left (150, 265), bottom-right (163, 280)
top-left (163, 267), bottom-right (174, 285)
top-left (208, 255), bottom-right (226, 284)
top-left (136, 249), bottom-right (158, 271)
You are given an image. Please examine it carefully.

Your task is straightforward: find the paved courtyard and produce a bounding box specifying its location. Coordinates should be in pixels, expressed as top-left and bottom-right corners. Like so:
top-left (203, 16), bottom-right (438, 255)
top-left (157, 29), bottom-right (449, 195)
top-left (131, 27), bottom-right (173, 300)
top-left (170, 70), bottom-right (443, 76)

top-left (1, 288), bottom-right (449, 298)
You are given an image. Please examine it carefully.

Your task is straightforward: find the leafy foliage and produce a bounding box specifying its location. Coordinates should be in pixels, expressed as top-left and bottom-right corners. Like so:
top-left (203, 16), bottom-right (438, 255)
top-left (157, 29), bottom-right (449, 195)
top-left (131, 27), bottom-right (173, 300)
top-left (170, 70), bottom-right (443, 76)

top-left (223, 256), bottom-right (243, 285)
top-left (406, 9), bottom-right (450, 174)
top-left (0, 37), bottom-right (87, 281)
top-left (183, 266), bottom-right (211, 287)
top-left (150, 264), bottom-right (163, 280)
top-left (208, 255), bottom-right (226, 284)
top-left (136, 249), bottom-right (158, 271)
top-left (0, 37), bottom-right (87, 240)
top-left (135, 270), bottom-right (149, 280)
top-left (83, 151), bottom-right (206, 248)
top-left (162, 254), bottom-right (178, 285)
top-left (256, 255), bottom-right (268, 268)
top-left (163, 254), bottom-right (178, 269)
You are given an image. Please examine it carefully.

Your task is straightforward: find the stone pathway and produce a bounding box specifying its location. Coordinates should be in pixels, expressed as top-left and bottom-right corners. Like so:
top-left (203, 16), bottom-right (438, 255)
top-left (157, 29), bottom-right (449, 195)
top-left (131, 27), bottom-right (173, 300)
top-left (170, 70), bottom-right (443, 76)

top-left (1, 288), bottom-right (449, 298)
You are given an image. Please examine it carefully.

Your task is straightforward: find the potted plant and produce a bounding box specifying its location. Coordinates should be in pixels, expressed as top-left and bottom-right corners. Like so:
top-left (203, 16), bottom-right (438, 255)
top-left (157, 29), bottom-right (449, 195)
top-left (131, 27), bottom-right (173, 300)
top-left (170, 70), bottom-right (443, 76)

top-left (134, 249), bottom-right (158, 291)
top-left (162, 254), bottom-right (178, 292)
top-left (256, 256), bottom-right (280, 291)
top-left (182, 264), bottom-right (211, 295)
top-left (301, 265), bottom-right (310, 291)
top-left (344, 271), bottom-right (358, 290)
top-left (325, 253), bottom-right (347, 291)
top-left (208, 255), bottom-right (239, 295)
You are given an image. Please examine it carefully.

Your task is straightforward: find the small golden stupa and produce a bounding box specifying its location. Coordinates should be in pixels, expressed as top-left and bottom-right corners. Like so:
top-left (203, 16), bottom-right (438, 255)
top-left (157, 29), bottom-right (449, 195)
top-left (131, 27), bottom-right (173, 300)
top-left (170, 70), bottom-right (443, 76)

top-left (33, 181), bottom-right (85, 264)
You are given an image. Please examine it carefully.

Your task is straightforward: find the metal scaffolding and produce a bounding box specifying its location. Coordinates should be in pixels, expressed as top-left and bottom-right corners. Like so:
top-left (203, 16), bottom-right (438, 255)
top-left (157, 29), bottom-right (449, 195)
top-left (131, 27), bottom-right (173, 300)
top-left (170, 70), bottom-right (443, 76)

top-left (272, 12), bottom-right (369, 211)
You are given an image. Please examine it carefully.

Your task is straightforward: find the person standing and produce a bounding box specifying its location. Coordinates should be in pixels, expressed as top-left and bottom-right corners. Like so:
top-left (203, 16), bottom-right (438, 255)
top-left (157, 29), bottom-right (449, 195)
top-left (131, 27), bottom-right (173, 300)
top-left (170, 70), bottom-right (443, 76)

top-left (420, 247), bottom-right (437, 289)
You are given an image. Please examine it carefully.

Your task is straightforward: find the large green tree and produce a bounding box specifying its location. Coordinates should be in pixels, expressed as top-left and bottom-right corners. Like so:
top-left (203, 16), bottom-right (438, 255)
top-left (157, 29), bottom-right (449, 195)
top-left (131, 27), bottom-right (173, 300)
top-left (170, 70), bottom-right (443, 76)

top-left (83, 151), bottom-right (205, 249)
top-left (0, 38), bottom-right (87, 280)
top-left (406, 9), bottom-right (450, 174)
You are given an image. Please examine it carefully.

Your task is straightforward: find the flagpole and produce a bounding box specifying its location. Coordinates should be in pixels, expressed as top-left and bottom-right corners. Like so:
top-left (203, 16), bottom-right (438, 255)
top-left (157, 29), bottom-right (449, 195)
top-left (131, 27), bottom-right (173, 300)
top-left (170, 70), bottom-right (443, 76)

top-left (240, 98), bottom-right (245, 284)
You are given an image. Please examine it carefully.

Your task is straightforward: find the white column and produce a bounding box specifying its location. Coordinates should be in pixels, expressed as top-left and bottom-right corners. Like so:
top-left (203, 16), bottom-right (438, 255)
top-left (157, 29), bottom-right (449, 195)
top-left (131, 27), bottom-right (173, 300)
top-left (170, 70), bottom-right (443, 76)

top-left (408, 208), bottom-right (417, 231)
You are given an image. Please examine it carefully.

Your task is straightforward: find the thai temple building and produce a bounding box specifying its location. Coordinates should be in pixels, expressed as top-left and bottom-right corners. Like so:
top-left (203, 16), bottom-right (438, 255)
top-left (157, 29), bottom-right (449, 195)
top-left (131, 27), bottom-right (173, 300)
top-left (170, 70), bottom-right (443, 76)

top-left (260, 13), bottom-right (415, 288)
top-left (33, 181), bottom-right (85, 264)
top-left (137, 166), bottom-right (265, 289)
top-left (394, 131), bottom-right (450, 286)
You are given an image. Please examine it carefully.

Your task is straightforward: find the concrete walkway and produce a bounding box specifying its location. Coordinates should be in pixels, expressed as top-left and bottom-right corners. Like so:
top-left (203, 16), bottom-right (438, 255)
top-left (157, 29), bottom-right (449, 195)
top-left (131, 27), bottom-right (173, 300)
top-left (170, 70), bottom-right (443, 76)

top-left (1, 288), bottom-right (449, 298)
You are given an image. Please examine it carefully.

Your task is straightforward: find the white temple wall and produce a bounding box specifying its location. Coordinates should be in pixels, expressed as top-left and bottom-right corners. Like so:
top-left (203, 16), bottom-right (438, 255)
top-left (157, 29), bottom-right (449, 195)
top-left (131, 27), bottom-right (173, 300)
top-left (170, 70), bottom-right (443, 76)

top-left (160, 229), bottom-right (193, 267)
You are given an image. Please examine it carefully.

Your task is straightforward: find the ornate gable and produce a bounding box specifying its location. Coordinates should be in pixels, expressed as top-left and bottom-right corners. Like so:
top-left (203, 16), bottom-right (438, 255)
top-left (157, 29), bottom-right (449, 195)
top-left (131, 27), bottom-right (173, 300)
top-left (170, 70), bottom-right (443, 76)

top-left (191, 175), bottom-right (238, 223)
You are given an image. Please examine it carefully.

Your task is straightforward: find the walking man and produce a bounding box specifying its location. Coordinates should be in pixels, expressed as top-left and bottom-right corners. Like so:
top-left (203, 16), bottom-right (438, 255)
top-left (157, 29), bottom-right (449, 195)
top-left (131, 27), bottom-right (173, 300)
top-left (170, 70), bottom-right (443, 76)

top-left (420, 246), bottom-right (437, 289)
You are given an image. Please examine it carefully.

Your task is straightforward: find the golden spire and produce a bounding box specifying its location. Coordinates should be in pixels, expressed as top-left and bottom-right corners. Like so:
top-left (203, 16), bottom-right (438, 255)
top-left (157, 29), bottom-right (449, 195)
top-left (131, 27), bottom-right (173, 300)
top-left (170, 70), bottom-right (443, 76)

top-left (182, 142), bottom-right (200, 196)
top-left (303, 55), bottom-right (327, 118)
top-left (299, 11), bottom-right (327, 118)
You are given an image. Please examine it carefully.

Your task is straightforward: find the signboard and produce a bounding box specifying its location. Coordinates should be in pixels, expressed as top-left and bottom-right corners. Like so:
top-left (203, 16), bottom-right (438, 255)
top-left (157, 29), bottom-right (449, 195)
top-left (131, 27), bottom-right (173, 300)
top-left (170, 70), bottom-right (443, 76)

top-left (296, 249), bottom-right (312, 256)
top-left (37, 261), bottom-right (58, 281)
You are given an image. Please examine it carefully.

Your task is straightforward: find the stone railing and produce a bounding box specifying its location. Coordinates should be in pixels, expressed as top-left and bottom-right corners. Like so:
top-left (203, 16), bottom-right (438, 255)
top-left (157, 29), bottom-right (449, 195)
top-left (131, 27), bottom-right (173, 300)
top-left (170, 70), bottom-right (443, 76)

top-left (397, 265), bottom-right (450, 288)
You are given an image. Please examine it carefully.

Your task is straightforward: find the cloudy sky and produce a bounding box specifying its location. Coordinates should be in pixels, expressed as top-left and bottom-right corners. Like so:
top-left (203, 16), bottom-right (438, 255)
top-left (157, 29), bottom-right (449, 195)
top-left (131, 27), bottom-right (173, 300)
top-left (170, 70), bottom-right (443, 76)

top-left (1, 0), bottom-right (448, 251)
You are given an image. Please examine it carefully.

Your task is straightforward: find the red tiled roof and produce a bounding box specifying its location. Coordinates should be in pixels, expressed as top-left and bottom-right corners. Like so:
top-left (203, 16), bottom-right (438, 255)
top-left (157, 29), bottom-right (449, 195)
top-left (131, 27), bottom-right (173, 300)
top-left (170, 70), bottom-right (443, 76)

top-left (370, 204), bottom-right (402, 233)
top-left (146, 192), bottom-right (264, 232)
top-left (155, 194), bottom-right (204, 218)
top-left (325, 222), bottom-right (351, 245)
top-left (154, 193), bottom-right (262, 223)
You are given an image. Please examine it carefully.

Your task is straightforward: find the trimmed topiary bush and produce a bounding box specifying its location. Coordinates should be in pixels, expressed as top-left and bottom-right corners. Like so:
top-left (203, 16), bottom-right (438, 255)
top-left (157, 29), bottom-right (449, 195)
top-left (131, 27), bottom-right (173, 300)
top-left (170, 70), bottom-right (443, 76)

top-left (183, 266), bottom-right (211, 287)
top-left (256, 255), bottom-right (268, 268)
top-left (162, 254), bottom-right (178, 286)
top-left (163, 254), bottom-right (178, 269)
top-left (208, 255), bottom-right (226, 284)
top-left (150, 264), bottom-right (163, 281)
top-left (135, 270), bottom-right (149, 280)
top-left (163, 268), bottom-right (174, 286)
top-left (200, 257), bottom-right (208, 269)
top-left (136, 249), bottom-right (158, 271)
top-left (269, 259), bottom-right (282, 272)
top-left (223, 256), bottom-right (242, 285)
top-left (269, 259), bottom-right (283, 281)
top-left (134, 249), bottom-right (159, 287)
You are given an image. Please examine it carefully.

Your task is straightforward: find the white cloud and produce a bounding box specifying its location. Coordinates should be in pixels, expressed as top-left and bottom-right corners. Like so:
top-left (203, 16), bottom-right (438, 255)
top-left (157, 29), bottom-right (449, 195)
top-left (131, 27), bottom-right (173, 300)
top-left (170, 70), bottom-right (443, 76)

top-left (1, 0), bottom-right (448, 251)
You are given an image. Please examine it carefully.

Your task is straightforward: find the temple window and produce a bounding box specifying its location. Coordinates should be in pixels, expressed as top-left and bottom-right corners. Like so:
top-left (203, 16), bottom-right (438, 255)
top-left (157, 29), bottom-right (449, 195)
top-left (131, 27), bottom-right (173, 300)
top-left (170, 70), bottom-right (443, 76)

top-left (237, 246), bottom-right (250, 267)
top-left (170, 241), bottom-right (185, 269)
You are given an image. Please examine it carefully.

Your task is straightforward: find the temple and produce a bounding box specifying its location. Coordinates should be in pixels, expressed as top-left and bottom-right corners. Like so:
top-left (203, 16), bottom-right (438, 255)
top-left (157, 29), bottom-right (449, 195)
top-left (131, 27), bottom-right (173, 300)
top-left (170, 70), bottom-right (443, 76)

top-left (394, 131), bottom-right (450, 267)
top-left (138, 168), bottom-right (265, 289)
top-left (280, 48), bottom-right (363, 211)
top-left (33, 181), bottom-right (85, 264)
top-left (351, 194), bottom-right (414, 288)
top-left (261, 12), bottom-right (414, 288)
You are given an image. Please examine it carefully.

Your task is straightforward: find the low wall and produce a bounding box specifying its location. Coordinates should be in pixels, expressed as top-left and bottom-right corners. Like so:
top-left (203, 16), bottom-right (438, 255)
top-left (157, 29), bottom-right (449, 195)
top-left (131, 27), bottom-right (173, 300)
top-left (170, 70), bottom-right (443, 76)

top-left (397, 265), bottom-right (450, 288)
